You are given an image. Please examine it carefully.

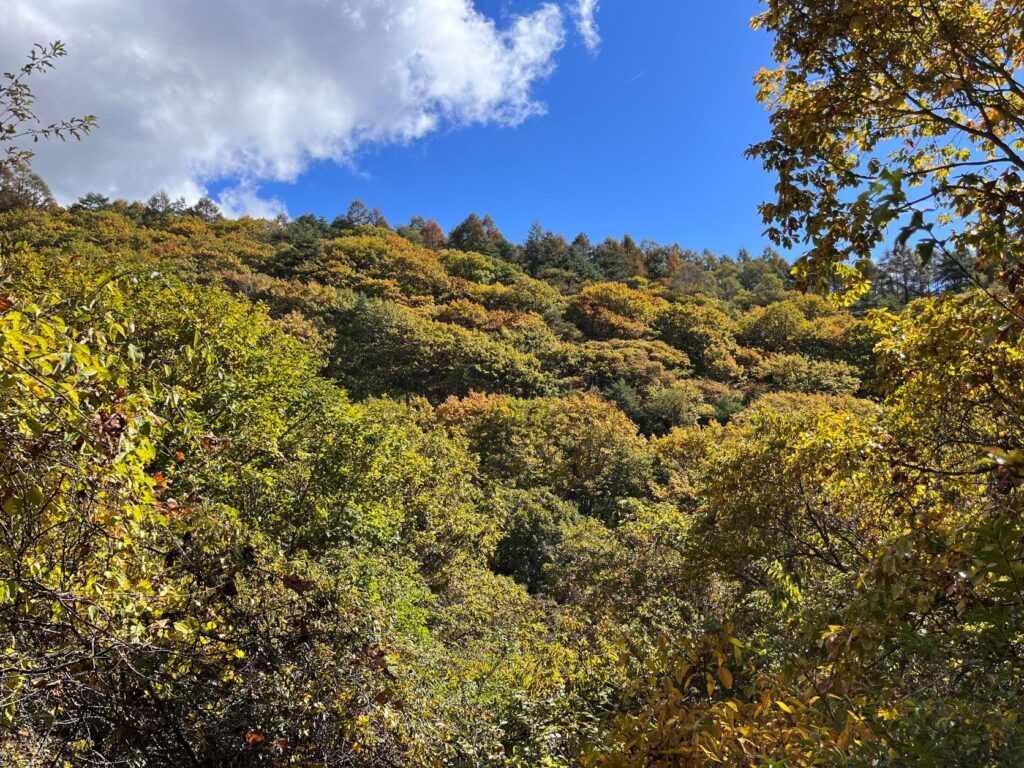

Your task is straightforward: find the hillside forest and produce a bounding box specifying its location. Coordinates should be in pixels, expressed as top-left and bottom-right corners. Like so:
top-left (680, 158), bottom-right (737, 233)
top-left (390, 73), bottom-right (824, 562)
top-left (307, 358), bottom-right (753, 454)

top-left (3, 2), bottom-right (1024, 766)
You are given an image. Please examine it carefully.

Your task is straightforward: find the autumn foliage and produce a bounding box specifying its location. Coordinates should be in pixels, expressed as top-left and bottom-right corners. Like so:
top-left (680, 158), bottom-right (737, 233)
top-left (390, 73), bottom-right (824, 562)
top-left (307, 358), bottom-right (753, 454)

top-left (4, 3), bottom-right (1024, 763)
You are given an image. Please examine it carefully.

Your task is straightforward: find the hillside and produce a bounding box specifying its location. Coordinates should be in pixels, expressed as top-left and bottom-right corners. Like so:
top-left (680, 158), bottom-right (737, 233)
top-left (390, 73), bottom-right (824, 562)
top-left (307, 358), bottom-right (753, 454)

top-left (3, 203), bottom-right (1021, 765)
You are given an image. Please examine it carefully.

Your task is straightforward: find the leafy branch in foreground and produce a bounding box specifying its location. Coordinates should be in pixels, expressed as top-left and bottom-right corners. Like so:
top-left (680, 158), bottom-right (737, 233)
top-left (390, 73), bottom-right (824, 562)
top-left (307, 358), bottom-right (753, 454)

top-left (749, 0), bottom-right (1024, 311)
top-left (1, 41), bottom-right (96, 173)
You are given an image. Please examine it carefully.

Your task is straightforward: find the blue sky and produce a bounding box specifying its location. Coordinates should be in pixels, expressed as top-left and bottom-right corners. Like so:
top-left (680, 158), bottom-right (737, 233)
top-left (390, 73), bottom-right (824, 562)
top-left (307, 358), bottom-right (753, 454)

top-left (210, 2), bottom-right (778, 255)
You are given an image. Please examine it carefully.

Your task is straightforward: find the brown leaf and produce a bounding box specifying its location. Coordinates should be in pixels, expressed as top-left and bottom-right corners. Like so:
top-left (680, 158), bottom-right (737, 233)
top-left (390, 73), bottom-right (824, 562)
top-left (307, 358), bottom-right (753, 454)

top-left (283, 574), bottom-right (315, 594)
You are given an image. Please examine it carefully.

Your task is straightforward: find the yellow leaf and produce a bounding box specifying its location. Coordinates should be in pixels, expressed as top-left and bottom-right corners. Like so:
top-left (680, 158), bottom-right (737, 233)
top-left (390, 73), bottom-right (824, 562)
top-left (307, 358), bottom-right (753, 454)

top-left (717, 666), bottom-right (733, 689)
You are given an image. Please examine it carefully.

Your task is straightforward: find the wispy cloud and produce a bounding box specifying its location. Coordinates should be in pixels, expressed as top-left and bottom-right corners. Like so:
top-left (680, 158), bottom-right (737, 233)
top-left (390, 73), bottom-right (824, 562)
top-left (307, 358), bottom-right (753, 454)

top-left (574, 0), bottom-right (601, 53)
top-left (625, 70), bottom-right (648, 86)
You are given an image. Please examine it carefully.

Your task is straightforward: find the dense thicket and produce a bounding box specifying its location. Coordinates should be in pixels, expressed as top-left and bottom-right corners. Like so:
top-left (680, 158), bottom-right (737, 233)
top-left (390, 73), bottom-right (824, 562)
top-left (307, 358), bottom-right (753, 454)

top-left (0, 195), bottom-right (1017, 765)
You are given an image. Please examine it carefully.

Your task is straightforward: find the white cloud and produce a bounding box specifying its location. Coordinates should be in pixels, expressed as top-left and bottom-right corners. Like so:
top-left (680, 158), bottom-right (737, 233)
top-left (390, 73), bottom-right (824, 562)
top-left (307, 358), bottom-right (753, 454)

top-left (574, 0), bottom-right (601, 53)
top-left (1, 0), bottom-right (567, 213)
top-left (217, 180), bottom-right (288, 220)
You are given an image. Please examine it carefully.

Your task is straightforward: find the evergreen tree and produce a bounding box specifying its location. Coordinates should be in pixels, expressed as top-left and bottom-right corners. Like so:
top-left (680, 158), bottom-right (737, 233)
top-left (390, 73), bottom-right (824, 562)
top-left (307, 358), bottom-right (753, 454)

top-left (71, 192), bottom-right (112, 212)
top-left (448, 212), bottom-right (490, 253)
top-left (622, 234), bottom-right (646, 278)
top-left (188, 196), bottom-right (223, 222)
top-left (330, 198), bottom-right (379, 232)
top-left (0, 165), bottom-right (56, 212)
top-left (593, 237), bottom-right (630, 281)
top-left (521, 221), bottom-right (571, 277)
top-left (875, 245), bottom-right (933, 306)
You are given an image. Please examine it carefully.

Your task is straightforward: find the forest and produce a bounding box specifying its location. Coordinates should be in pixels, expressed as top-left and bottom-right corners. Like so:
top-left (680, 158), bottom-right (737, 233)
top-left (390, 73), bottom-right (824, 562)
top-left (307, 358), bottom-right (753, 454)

top-left (3, 1), bottom-right (1024, 766)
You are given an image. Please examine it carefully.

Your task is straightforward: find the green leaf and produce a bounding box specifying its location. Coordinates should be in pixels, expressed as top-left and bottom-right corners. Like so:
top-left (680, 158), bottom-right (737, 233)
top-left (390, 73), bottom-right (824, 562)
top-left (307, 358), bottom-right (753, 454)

top-left (174, 620), bottom-right (194, 636)
top-left (916, 240), bottom-right (936, 265)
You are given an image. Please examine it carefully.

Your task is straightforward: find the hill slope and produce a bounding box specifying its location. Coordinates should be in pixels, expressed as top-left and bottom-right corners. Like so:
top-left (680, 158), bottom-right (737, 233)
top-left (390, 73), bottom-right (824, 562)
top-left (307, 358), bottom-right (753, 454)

top-left (1, 207), bottom-right (1021, 765)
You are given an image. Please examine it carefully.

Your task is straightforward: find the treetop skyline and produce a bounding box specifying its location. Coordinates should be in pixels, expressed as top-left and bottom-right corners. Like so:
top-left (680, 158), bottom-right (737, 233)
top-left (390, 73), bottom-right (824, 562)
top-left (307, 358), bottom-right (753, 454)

top-left (2, 1), bottom-right (777, 252)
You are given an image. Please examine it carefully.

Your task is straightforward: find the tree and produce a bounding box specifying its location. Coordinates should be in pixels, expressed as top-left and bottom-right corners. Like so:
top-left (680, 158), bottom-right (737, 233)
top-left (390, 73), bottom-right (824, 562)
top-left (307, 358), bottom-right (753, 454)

top-left (641, 240), bottom-right (681, 281)
top-left (448, 212), bottom-right (511, 258)
top-left (269, 213), bottom-right (328, 276)
top-left (655, 299), bottom-right (744, 380)
top-left (448, 212), bottom-right (488, 253)
top-left (567, 232), bottom-right (598, 273)
top-left (397, 215), bottom-right (447, 250)
top-left (872, 244), bottom-right (933, 306)
top-left (369, 207), bottom-right (389, 229)
top-left (71, 191), bottom-right (112, 212)
top-left (396, 216), bottom-right (425, 246)
top-left (437, 392), bottom-right (655, 524)
top-left (521, 221), bottom-right (571, 277)
top-left (188, 196), bottom-right (222, 222)
top-left (737, 300), bottom-right (808, 353)
top-left (0, 238), bottom-right (585, 766)
top-left (339, 198), bottom-right (372, 229)
top-left (642, 382), bottom-right (710, 434)
top-left (666, 250), bottom-right (717, 295)
top-left (757, 353), bottom-right (861, 395)
top-left (0, 41), bottom-right (95, 174)
top-left (0, 164), bottom-right (55, 211)
top-left (488, 488), bottom-right (581, 593)
top-left (481, 214), bottom-right (504, 243)
top-left (735, 248), bottom-right (791, 305)
top-left (420, 218), bottom-right (446, 250)
top-left (749, 0), bottom-right (1024, 306)
top-left (932, 245), bottom-right (976, 294)
top-left (143, 190), bottom-right (186, 224)
top-left (566, 282), bottom-right (666, 340)
top-left (622, 234), bottom-right (646, 278)
top-left (592, 237), bottom-right (630, 281)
